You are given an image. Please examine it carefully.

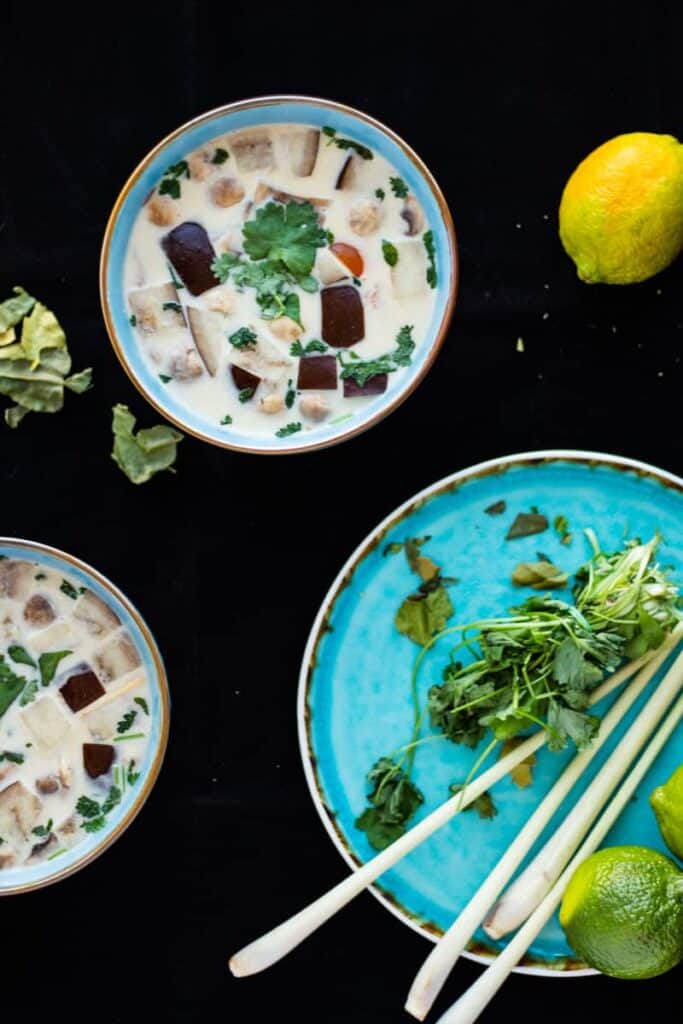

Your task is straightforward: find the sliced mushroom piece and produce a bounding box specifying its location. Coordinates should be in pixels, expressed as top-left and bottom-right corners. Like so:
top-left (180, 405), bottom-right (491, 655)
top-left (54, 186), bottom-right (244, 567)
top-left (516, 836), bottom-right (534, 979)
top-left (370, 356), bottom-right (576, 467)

top-left (315, 249), bottom-right (350, 286)
top-left (299, 393), bottom-right (331, 422)
top-left (230, 365), bottom-right (260, 396)
top-left (59, 670), bottom-right (106, 713)
top-left (321, 285), bottom-right (365, 348)
top-left (0, 782), bottom-right (41, 849)
top-left (349, 198), bottom-right (383, 236)
top-left (23, 594), bottom-right (56, 628)
top-left (231, 130), bottom-right (275, 172)
top-left (0, 849), bottom-right (17, 869)
top-left (22, 696), bottom-right (73, 748)
top-left (343, 374), bottom-right (388, 397)
top-left (128, 283), bottom-right (186, 335)
top-left (55, 814), bottom-right (80, 849)
top-left (210, 177), bottom-right (245, 208)
top-left (335, 155), bottom-right (358, 190)
top-left (297, 355), bottom-right (338, 390)
top-left (288, 128), bottom-right (320, 176)
top-left (188, 148), bottom-right (216, 181)
top-left (146, 194), bottom-right (179, 228)
top-left (390, 240), bottom-right (428, 298)
top-left (83, 743), bottom-right (115, 779)
top-left (401, 196), bottom-right (426, 236)
top-left (28, 833), bottom-right (59, 863)
top-left (35, 774), bottom-right (60, 795)
top-left (0, 560), bottom-right (34, 599)
top-left (229, 335), bottom-right (293, 385)
top-left (187, 307), bottom-right (223, 376)
top-left (94, 632), bottom-right (141, 685)
top-left (253, 182), bottom-right (329, 212)
top-left (170, 348), bottom-right (204, 381)
top-left (162, 222), bottom-right (219, 296)
top-left (74, 590), bottom-right (121, 637)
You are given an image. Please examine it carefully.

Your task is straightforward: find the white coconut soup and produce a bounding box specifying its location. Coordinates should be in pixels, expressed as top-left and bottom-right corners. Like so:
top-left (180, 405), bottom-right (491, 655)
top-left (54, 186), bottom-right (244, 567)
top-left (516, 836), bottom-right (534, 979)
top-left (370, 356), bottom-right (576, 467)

top-left (123, 122), bottom-right (439, 440)
top-left (0, 558), bottom-right (151, 871)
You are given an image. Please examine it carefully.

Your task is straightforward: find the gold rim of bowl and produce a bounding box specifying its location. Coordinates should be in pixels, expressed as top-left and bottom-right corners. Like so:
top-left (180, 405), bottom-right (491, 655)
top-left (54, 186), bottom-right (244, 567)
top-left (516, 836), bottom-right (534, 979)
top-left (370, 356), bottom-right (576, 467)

top-left (0, 537), bottom-right (170, 896)
top-left (99, 94), bottom-right (459, 455)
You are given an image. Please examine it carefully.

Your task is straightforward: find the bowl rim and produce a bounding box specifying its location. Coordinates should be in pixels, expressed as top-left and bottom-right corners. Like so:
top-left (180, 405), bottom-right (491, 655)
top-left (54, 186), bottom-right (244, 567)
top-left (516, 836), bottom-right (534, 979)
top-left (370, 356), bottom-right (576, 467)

top-left (296, 448), bottom-right (683, 976)
top-left (0, 537), bottom-right (170, 896)
top-left (99, 94), bottom-right (459, 455)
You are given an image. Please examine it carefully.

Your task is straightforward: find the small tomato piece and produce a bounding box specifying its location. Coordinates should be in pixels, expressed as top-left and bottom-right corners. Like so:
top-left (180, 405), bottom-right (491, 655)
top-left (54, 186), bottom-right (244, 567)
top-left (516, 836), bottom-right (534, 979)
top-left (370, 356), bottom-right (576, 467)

top-left (330, 242), bottom-right (364, 277)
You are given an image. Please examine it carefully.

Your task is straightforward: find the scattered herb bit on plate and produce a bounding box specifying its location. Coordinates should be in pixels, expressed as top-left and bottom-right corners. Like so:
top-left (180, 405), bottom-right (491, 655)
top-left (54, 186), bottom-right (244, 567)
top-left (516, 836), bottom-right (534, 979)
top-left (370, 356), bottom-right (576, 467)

top-left (499, 737), bottom-right (537, 788)
top-left (133, 697), bottom-right (149, 716)
top-left (238, 387), bottom-right (255, 403)
top-left (554, 514), bottom-right (572, 545)
top-left (484, 500), bottom-right (506, 516)
top-left (31, 818), bottom-right (53, 838)
top-left (506, 510), bottom-right (550, 540)
top-left (355, 757), bottom-right (424, 850)
top-left (111, 403), bottom-right (183, 485)
top-left (450, 783), bottom-right (498, 820)
top-left (512, 560), bottom-right (569, 589)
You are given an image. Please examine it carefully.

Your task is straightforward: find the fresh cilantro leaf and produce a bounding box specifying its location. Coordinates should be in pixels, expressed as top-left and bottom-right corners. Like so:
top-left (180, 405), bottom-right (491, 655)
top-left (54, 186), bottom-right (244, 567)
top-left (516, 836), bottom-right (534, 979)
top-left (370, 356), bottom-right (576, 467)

top-left (212, 147), bottom-right (229, 164)
top-left (38, 650), bottom-right (71, 686)
top-left (220, 414), bottom-right (233, 425)
top-left (210, 251), bottom-right (240, 283)
top-left (238, 387), bottom-right (255, 403)
top-left (159, 374), bottom-right (172, 383)
top-left (229, 327), bottom-right (257, 349)
top-left (242, 201), bottom-right (328, 278)
top-left (8, 645), bottom-right (36, 668)
top-left (285, 386), bottom-right (295, 409)
top-left (390, 176), bottom-right (409, 198)
top-left (134, 697), bottom-right (149, 716)
top-left (82, 816), bottom-right (106, 833)
top-left (499, 738), bottom-right (537, 788)
top-left (0, 657), bottom-right (26, 718)
top-left (111, 404), bottom-right (182, 485)
top-left (322, 127), bottom-right (373, 160)
top-left (283, 292), bottom-right (302, 325)
top-left (424, 229), bottom-right (437, 288)
top-left (32, 818), bottom-right (53, 838)
top-left (101, 785), bottom-right (122, 815)
top-left (338, 325), bottom-right (415, 386)
top-left (322, 126), bottom-right (336, 139)
top-left (290, 339), bottom-right (327, 356)
top-left (393, 325), bottom-right (415, 366)
top-left (60, 579), bottom-right (84, 599)
top-left (506, 511), bottom-right (549, 540)
top-left (18, 680), bottom-right (38, 706)
top-left (127, 760), bottom-right (141, 786)
top-left (375, 188), bottom-right (385, 201)
top-left (159, 177), bottom-right (181, 200)
top-left (547, 701), bottom-right (600, 752)
top-left (275, 422), bottom-right (302, 438)
top-left (76, 796), bottom-right (101, 819)
top-left (117, 709), bottom-right (137, 734)
top-left (485, 500), bottom-right (506, 516)
top-left (382, 240), bottom-right (398, 267)
top-left (355, 757), bottom-right (424, 850)
top-left (0, 750), bottom-right (24, 764)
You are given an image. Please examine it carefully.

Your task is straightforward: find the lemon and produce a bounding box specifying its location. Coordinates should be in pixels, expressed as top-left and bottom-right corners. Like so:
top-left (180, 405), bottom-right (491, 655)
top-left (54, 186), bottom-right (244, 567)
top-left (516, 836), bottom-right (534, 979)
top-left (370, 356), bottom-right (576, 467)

top-left (559, 132), bottom-right (683, 284)
top-left (560, 845), bottom-right (683, 978)
top-left (651, 765), bottom-right (683, 860)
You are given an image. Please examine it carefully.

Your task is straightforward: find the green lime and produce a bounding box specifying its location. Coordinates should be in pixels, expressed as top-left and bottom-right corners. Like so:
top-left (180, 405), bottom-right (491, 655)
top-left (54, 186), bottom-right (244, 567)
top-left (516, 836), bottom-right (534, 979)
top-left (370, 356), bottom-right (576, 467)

top-left (651, 765), bottom-right (683, 860)
top-left (560, 845), bottom-right (683, 979)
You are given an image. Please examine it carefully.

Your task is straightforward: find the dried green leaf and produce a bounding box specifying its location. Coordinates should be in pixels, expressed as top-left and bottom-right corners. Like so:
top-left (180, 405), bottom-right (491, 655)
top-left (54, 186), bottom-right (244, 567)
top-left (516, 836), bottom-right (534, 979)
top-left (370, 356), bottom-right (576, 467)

top-left (512, 561), bottom-right (568, 589)
top-left (111, 404), bottom-right (183, 484)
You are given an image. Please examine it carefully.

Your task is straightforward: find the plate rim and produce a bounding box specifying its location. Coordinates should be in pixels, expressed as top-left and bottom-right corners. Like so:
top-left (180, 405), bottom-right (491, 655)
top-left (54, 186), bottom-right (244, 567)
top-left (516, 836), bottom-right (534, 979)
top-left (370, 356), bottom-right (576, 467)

top-left (296, 448), bottom-right (683, 977)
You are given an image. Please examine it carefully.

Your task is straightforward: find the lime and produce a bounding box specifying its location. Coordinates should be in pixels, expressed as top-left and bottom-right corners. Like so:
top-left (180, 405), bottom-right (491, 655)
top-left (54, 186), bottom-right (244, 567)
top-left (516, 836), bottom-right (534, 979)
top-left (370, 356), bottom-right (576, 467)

top-left (559, 132), bottom-right (683, 284)
top-left (651, 765), bottom-right (683, 860)
top-left (560, 845), bottom-right (683, 979)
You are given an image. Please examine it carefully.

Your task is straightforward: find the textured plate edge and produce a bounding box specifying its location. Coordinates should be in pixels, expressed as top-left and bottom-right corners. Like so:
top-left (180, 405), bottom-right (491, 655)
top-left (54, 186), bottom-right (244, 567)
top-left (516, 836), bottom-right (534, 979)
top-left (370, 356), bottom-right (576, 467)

top-left (296, 448), bottom-right (683, 976)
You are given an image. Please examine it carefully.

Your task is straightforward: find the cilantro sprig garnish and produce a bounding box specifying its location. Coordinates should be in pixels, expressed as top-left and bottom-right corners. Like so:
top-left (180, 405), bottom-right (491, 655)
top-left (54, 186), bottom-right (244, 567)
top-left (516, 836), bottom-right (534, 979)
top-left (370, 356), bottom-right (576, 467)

top-left (158, 160), bottom-right (189, 200)
top-left (338, 325), bottom-right (415, 387)
top-left (322, 126), bottom-right (373, 160)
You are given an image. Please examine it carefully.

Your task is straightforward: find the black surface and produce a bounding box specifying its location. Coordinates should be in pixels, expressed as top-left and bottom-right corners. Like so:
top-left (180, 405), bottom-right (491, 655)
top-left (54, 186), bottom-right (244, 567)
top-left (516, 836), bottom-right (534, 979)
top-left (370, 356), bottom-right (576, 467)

top-left (2, 3), bottom-right (682, 1021)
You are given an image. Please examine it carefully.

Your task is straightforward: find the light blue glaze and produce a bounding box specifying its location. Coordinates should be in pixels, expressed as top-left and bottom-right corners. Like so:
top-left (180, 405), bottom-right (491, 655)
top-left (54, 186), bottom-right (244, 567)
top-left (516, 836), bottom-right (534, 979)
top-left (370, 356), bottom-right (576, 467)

top-left (104, 98), bottom-right (454, 451)
top-left (304, 458), bottom-right (683, 967)
top-left (0, 541), bottom-right (167, 892)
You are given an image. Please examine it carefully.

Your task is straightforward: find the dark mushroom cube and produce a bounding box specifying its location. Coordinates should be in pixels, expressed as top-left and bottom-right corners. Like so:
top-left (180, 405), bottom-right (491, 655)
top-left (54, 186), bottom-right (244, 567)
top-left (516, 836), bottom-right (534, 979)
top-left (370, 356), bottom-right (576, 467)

top-left (161, 222), bottom-right (219, 296)
top-left (59, 670), bottom-right (105, 713)
top-left (24, 594), bottom-right (55, 627)
top-left (83, 743), bottom-right (115, 780)
top-left (321, 286), bottom-right (365, 349)
top-left (230, 365), bottom-right (260, 395)
top-left (297, 355), bottom-right (338, 390)
top-left (343, 374), bottom-right (388, 397)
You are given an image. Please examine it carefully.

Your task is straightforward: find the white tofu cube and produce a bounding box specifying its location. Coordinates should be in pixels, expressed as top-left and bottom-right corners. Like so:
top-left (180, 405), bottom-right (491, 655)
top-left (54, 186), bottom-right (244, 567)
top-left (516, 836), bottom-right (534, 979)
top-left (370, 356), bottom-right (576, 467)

top-left (21, 696), bottom-right (72, 749)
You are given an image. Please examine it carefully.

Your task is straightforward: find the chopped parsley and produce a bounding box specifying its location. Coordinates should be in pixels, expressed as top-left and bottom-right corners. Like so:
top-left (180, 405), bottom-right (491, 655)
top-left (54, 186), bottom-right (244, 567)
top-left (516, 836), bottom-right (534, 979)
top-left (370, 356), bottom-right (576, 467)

top-left (117, 709), bottom-right (137, 734)
top-left (162, 301), bottom-right (182, 313)
top-left (18, 680), bottom-right (38, 707)
top-left (355, 757), bottom-right (424, 851)
top-left (382, 240), bottom-right (398, 267)
top-left (289, 338), bottom-right (327, 356)
top-left (0, 750), bottom-right (24, 764)
top-left (285, 385), bottom-right (296, 409)
top-left (390, 176), bottom-right (409, 198)
top-left (158, 159), bottom-right (190, 200)
top-left (275, 422), bottom-right (302, 438)
top-left (159, 374), bottom-right (172, 384)
top-left (60, 579), bottom-right (85, 600)
top-left (129, 314), bottom-right (137, 327)
top-left (238, 387), bottom-right (255, 403)
top-left (338, 324), bottom-right (415, 387)
top-left (229, 326), bottom-right (258, 349)
top-left (212, 147), bottom-right (229, 164)
top-left (76, 785), bottom-right (121, 834)
top-left (220, 414), bottom-right (233, 425)
top-left (322, 126), bottom-right (373, 160)
top-left (375, 188), bottom-right (386, 201)
top-left (32, 819), bottom-right (53, 838)
top-left (424, 229), bottom-right (437, 288)
top-left (134, 697), bottom-right (149, 716)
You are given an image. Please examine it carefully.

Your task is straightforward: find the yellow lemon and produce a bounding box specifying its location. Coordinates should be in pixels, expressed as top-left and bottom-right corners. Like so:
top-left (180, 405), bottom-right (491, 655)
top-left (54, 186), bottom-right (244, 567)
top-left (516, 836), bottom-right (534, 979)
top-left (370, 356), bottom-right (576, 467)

top-left (559, 132), bottom-right (683, 284)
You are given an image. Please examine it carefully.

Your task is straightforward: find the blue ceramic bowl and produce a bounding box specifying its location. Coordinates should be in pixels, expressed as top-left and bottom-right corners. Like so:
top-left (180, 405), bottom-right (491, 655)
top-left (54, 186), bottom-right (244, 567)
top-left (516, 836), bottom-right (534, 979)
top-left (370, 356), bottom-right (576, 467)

top-left (298, 450), bottom-right (683, 976)
top-left (0, 539), bottom-right (169, 895)
top-left (100, 96), bottom-right (458, 454)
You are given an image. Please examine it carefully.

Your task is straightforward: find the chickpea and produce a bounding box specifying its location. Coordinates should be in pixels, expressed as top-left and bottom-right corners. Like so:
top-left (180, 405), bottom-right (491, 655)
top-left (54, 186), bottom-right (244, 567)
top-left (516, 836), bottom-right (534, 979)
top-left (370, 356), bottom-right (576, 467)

top-left (188, 149), bottom-right (214, 182)
top-left (210, 177), bottom-right (245, 208)
top-left (299, 393), bottom-right (330, 422)
top-left (170, 349), bottom-right (203, 380)
top-left (260, 393), bottom-right (285, 415)
top-left (146, 194), bottom-right (178, 227)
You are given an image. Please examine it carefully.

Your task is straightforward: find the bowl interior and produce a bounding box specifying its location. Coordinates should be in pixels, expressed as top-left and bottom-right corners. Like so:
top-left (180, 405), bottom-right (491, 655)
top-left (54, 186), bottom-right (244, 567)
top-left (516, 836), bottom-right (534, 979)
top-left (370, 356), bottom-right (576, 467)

top-left (101, 97), bottom-right (456, 452)
top-left (0, 539), bottom-right (168, 894)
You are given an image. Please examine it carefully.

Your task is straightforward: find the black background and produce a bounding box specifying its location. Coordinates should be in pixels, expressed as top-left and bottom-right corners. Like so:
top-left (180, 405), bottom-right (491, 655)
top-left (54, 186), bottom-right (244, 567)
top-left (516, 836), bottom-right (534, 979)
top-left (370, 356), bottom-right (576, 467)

top-left (2, 2), bottom-right (682, 1021)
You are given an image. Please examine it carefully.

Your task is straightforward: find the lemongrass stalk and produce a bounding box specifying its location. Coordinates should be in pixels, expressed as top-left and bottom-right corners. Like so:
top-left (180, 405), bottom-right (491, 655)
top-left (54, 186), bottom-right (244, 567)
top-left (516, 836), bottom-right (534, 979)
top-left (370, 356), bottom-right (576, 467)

top-left (404, 627), bottom-right (682, 1020)
top-left (229, 641), bottom-right (669, 977)
top-left (435, 682), bottom-right (683, 1024)
top-left (485, 639), bottom-right (683, 940)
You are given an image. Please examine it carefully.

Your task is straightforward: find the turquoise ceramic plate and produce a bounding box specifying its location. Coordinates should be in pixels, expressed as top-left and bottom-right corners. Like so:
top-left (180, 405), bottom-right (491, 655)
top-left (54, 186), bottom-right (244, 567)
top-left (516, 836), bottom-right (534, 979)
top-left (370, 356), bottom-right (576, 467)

top-left (298, 451), bottom-right (683, 975)
top-left (100, 95), bottom-right (457, 455)
top-left (0, 539), bottom-right (170, 895)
